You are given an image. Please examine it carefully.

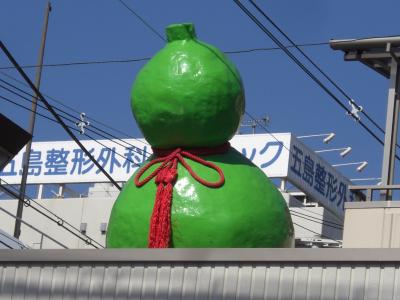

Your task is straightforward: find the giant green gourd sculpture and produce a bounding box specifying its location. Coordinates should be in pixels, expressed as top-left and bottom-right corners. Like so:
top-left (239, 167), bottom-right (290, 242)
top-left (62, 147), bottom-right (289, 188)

top-left (106, 23), bottom-right (294, 248)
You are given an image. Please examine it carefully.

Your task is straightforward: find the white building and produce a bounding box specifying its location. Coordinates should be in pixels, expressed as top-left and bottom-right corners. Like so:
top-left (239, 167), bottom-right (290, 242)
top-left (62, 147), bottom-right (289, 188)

top-left (0, 133), bottom-right (349, 249)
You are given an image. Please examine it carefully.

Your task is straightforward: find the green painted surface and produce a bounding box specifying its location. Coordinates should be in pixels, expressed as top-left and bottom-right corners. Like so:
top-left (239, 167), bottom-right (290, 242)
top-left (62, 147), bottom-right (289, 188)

top-left (131, 23), bottom-right (244, 148)
top-left (107, 23), bottom-right (294, 248)
top-left (107, 147), bottom-right (294, 248)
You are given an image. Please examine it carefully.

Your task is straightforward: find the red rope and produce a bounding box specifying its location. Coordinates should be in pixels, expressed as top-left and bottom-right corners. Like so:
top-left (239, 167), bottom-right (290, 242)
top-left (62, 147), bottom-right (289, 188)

top-left (134, 143), bottom-right (230, 248)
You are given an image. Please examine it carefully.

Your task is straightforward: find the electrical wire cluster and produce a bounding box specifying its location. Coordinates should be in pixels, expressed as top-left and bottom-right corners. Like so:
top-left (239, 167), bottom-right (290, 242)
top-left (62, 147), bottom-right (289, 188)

top-left (233, 0), bottom-right (400, 161)
top-left (0, 1), bottom-right (368, 245)
top-left (0, 76), bottom-right (151, 163)
top-left (0, 42), bottom-right (332, 70)
top-left (0, 180), bottom-right (103, 249)
top-left (0, 69), bottom-right (343, 243)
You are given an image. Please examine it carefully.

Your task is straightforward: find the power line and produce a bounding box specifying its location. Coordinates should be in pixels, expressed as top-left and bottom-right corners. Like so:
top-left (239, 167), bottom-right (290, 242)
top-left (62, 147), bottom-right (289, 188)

top-left (0, 57), bottom-right (151, 70)
top-left (292, 205), bottom-right (343, 223)
top-left (1, 37), bottom-right (356, 166)
top-left (1, 4), bottom-right (385, 152)
top-left (1, 85), bottom-right (334, 213)
top-left (0, 97), bottom-right (151, 167)
top-left (293, 221), bottom-right (342, 243)
top-left (0, 90), bottom-right (151, 176)
top-left (1, 88), bottom-right (343, 227)
top-left (0, 94), bottom-right (57, 123)
top-left (232, 1), bottom-right (361, 120)
top-left (1, 40), bottom-right (122, 190)
top-left (0, 78), bottom-right (152, 157)
top-left (0, 14), bottom-right (356, 245)
top-left (0, 70), bottom-right (81, 115)
top-left (0, 182), bottom-right (103, 248)
top-left (224, 42), bottom-right (329, 54)
top-left (4, 95), bottom-right (343, 243)
top-left (245, 111), bottom-right (292, 154)
top-left (0, 93), bottom-right (128, 192)
top-left (247, 0), bottom-right (391, 141)
top-left (84, 131), bottom-right (145, 168)
top-left (0, 71), bottom-right (150, 148)
top-left (117, 0), bottom-right (166, 42)
top-left (3, 84), bottom-right (344, 243)
top-left (289, 209), bottom-right (344, 228)
top-left (243, 1), bottom-right (397, 154)
top-left (0, 91), bottom-right (308, 210)
top-left (233, 0), bottom-right (400, 162)
top-left (0, 204), bottom-right (68, 249)
top-left (0, 93), bottom-right (145, 169)
top-left (108, 0), bottom-right (379, 240)
top-left (0, 42), bottom-right (330, 70)
top-left (290, 211), bottom-right (343, 230)
top-left (1, 90), bottom-right (347, 243)
top-left (242, 110), bottom-right (350, 238)
top-left (2, 9), bottom-right (343, 246)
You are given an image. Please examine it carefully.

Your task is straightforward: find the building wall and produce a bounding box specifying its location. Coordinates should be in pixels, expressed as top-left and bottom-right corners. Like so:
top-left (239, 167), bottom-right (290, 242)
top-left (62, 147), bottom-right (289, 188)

top-left (291, 206), bottom-right (342, 240)
top-left (343, 201), bottom-right (400, 248)
top-left (0, 196), bottom-right (115, 249)
top-left (0, 188), bottom-right (342, 249)
top-left (282, 192), bottom-right (343, 242)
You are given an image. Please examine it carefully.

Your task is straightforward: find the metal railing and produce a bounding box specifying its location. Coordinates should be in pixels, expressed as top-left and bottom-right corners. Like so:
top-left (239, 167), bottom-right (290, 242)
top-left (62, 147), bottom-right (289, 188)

top-left (349, 184), bottom-right (400, 201)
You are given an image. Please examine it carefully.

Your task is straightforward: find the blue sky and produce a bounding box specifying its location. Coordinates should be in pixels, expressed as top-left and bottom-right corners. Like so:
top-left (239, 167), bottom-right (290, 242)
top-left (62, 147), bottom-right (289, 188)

top-left (1, 0), bottom-right (399, 186)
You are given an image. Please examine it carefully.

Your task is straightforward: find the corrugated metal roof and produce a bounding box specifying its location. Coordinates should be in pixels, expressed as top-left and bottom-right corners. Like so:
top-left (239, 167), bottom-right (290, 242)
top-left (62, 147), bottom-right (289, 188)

top-left (1, 249), bottom-right (399, 299)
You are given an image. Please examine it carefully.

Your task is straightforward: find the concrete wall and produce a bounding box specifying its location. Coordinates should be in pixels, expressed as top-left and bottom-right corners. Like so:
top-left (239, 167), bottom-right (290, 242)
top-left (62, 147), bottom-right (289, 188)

top-left (343, 201), bottom-right (400, 248)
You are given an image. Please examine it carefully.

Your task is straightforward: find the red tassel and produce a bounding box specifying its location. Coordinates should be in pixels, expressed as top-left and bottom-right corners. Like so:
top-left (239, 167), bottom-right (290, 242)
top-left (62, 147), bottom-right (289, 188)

top-left (134, 143), bottom-right (229, 248)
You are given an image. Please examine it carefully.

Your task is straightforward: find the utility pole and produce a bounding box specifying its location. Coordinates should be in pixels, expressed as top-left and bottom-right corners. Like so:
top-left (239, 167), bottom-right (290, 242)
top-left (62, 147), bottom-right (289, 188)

top-left (14, 1), bottom-right (52, 238)
top-left (330, 37), bottom-right (400, 201)
top-left (380, 45), bottom-right (400, 200)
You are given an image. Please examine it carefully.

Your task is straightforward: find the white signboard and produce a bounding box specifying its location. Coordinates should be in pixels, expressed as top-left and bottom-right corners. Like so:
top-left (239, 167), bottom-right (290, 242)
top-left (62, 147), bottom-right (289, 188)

top-left (0, 133), bottom-right (353, 218)
top-left (0, 134), bottom-right (291, 185)
top-left (287, 135), bottom-right (353, 219)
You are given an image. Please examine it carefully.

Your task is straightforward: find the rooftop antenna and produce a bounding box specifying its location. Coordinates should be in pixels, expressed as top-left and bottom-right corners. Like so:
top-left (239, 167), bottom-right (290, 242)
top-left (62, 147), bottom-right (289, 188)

top-left (239, 115), bottom-right (270, 134)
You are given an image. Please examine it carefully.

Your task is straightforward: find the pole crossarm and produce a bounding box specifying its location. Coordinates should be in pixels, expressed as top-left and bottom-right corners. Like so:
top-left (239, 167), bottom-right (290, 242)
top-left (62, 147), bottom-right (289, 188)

top-left (330, 37), bottom-right (400, 78)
